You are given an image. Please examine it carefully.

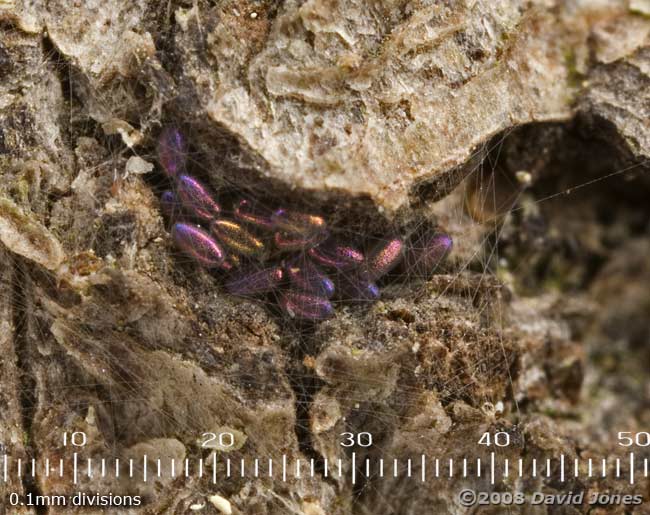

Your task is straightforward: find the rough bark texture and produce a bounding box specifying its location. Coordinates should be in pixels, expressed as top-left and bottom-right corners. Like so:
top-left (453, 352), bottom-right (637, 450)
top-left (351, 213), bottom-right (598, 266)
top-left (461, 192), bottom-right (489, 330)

top-left (1, 0), bottom-right (650, 514)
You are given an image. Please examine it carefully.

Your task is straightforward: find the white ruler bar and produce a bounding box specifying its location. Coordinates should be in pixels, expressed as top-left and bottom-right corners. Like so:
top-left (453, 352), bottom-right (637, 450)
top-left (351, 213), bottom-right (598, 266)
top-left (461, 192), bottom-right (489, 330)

top-left (3, 452), bottom-right (650, 483)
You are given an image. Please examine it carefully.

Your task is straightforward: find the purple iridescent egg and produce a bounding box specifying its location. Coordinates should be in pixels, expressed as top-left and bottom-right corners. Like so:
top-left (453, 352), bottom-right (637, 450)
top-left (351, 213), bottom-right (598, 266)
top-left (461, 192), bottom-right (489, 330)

top-left (158, 127), bottom-right (186, 178)
top-left (271, 208), bottom-right (326, 236)
top-left (274, 231), bottom-right (328, 252)
top-left (211, 219), bottom-right (265, 258)
top-left (405, 231), bottom-right (453, 278)
top-left (279, 291), bottom-right (334, 321)
top-left (234, 199), bottom-right (274, 231)
top-left (225, 266), bottom-right (284, 296)
top-left (365, 237), bottom-right (404, 280)
top-left (171, 222), bottom-right (225, 268)
top-left (177, 174), bottom-right (221, 222)
top-left (308, 240), bottom-right (364, 270)
top-left (285, 258), bottom-right (335, 299)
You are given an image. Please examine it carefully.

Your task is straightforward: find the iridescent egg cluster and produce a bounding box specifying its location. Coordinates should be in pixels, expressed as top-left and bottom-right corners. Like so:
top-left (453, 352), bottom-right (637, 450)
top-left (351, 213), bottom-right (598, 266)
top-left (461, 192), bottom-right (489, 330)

top-left (157, 127), bottom-right (453, 321)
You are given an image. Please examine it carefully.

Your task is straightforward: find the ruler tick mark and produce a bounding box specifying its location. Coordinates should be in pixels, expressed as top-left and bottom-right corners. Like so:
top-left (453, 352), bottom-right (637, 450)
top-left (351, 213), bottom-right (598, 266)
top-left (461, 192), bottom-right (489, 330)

top-left (490, 453), bottom-right (495, 485)
top-left (421, 454), bottom-right (426, 482)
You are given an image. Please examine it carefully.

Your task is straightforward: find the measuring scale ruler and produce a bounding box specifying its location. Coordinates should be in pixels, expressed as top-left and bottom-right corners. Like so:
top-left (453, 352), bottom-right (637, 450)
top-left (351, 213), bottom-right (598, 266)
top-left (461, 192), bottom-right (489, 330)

top-left (2, 429), bottom-right (650, 510)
